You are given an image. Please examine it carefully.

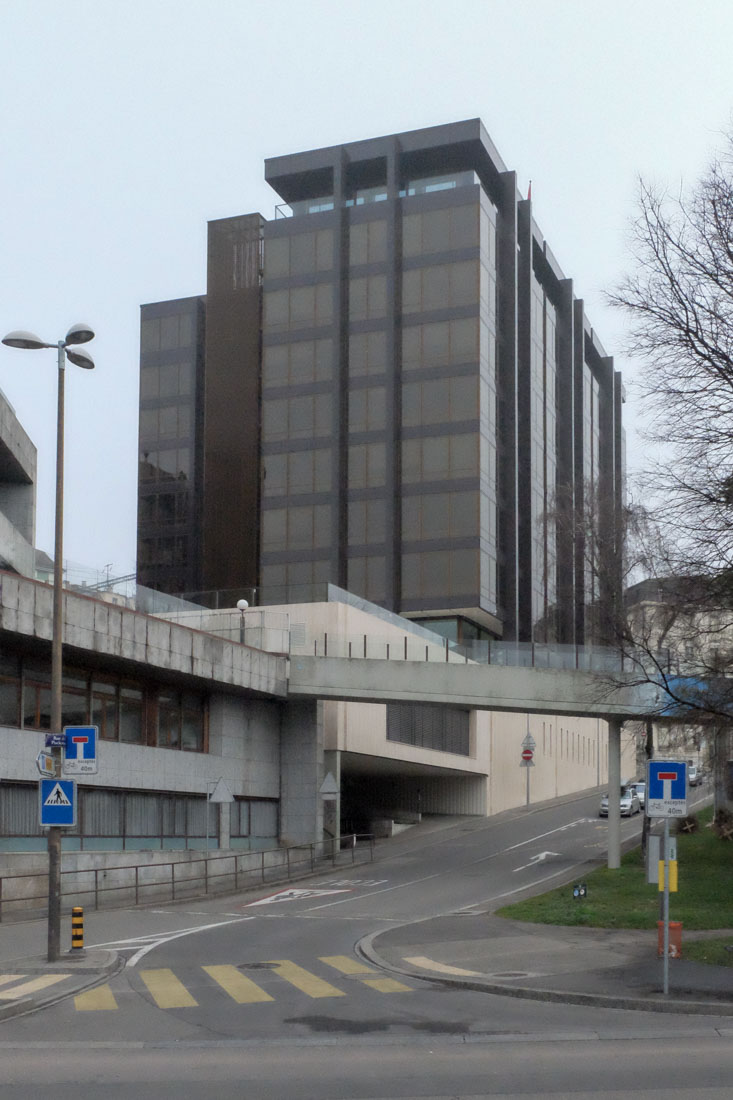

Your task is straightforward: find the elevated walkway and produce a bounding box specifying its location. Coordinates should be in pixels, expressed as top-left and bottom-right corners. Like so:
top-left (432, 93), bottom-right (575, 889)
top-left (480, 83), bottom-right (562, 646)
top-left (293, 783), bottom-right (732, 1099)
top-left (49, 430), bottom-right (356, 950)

top-left (288, 654), bottom-right (658, 720)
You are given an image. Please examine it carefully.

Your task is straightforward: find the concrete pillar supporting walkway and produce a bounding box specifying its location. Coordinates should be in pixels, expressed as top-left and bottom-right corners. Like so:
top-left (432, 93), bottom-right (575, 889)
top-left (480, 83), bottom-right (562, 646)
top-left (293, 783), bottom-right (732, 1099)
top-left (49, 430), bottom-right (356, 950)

top-left (607, 717), bottom-right (621, 869)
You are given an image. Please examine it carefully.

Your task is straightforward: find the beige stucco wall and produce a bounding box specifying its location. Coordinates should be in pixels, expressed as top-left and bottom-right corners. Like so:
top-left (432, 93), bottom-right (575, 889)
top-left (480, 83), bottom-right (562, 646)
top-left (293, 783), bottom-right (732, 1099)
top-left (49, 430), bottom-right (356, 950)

top-left (324, 699), bottom-right (637, 818)
top-left (284, 598), bottom-right (639, 818)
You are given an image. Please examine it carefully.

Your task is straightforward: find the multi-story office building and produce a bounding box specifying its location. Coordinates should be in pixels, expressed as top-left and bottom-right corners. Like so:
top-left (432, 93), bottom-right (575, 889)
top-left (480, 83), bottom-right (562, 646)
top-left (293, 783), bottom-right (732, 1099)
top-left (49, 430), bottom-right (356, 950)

top-left (138, 120), bottom-right (623, 644)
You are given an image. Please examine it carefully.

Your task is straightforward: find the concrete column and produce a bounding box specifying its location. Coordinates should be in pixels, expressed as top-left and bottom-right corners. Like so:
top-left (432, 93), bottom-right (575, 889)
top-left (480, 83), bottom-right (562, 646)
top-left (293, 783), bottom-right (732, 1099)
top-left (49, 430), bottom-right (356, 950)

top-left (218, 802), bottom-right (230, 850)
top-left (607, 717), bottom-right (622, 869)
top-left (280, 698), bottom-right (324, 846)
top-left (323, 748), bottom-right (341, 840)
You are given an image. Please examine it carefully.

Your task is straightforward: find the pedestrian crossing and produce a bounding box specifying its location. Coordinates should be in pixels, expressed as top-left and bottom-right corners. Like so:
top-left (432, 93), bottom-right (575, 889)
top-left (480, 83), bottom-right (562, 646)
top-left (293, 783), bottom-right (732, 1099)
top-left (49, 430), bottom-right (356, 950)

top-left (0, 956), bottom-right (412, 1013)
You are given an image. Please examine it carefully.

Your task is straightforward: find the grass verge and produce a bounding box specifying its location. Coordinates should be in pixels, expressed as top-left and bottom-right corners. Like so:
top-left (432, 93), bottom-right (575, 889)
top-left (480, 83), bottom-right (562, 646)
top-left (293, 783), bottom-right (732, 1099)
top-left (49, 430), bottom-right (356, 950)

top-left (684, 938), bottom-right (733, 968)
top-left (497, 807), bottom-right (733, 932)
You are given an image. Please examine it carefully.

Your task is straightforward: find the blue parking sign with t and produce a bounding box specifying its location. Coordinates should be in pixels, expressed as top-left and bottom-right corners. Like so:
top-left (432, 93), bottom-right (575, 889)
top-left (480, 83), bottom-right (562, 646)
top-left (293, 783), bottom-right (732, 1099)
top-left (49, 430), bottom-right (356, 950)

top-left (39, 778), bottom-right (76, 827)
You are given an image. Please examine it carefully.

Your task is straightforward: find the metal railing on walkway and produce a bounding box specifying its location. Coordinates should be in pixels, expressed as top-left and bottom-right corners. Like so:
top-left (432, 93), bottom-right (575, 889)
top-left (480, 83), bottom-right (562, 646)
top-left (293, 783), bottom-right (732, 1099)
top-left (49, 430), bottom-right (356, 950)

top-left (0, 834), bottom-right (374, 922)
top-left (294, 632), bottom-right (634, 672)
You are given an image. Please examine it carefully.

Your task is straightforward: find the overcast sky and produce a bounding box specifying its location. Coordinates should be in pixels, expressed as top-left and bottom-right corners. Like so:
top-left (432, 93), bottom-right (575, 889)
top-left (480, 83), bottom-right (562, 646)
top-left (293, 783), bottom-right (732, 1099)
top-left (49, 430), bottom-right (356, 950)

top-left (1, 0), bottom-right (732, 582)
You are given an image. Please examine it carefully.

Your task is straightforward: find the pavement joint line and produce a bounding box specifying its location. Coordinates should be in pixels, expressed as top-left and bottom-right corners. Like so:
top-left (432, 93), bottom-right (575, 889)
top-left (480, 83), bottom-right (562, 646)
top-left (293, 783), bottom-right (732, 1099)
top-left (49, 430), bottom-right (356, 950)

top-left (0, 1029), bottom-right (730, 1050)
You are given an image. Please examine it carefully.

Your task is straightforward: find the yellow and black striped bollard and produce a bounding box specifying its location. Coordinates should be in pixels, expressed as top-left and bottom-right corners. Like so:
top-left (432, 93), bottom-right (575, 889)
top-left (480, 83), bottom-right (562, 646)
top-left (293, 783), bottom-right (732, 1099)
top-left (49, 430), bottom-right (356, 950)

top-left (71, 906), bottom-right (84, 952)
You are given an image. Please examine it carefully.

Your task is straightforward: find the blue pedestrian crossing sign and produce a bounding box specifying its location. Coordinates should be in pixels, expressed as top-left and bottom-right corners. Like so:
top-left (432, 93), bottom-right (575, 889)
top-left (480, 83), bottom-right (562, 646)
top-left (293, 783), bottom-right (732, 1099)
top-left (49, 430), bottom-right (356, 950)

top-left (63, 725), bottom-right (98, 775)
top-left (646, 760), bottom-right (688, 818)
top-left (39, 778), bottom-right (76, 827)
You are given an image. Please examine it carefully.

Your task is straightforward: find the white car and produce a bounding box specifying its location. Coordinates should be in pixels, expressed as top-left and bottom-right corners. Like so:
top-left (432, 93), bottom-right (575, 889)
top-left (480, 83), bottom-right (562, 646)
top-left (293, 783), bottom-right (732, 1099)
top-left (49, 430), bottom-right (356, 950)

top-left (631, 781), bottom-right (645, 808)
top-left (599, 786), bottom-right (641, 817)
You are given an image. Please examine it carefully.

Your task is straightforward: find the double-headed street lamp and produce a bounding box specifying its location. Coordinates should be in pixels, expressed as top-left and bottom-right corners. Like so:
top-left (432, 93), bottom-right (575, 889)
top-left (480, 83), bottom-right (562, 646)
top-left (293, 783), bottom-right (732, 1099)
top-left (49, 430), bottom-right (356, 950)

top-left (2, 324), bottom-right (95, 962)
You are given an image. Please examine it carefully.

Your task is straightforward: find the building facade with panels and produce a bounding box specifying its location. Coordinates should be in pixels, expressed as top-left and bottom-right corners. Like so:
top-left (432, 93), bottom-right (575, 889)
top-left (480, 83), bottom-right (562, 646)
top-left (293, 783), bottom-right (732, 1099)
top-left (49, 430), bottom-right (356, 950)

top-left (137, 120), bottom-right (623, 645)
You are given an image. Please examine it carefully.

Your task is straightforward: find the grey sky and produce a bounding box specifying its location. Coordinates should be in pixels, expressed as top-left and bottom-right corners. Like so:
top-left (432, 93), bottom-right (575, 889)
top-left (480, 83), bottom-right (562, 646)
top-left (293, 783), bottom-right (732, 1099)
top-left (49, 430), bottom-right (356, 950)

top-left (1, 0), bottom-right (731, 580)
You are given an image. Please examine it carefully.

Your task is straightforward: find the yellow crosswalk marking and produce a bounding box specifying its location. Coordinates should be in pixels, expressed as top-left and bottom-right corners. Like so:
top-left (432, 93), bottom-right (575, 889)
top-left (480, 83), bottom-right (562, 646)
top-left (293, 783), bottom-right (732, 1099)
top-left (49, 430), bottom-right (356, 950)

top-left (0, 975), bottom-right (25, 988)
top-left (75, 983), bottom-right (118, 1011)
top-left (202, 965), bottom-right (273, 1004)
top-left (319, 955), bottom-right (374, 975)
top-left (320, 956), bottom-right (412, 992)
top-left (140, 968), bottom-right (198, 1008)
top-left (0, 974), bottom-right (70, 999)
top-left (266, 959), bottom-right (345, 998)
top-left (361, 976), bottom-right (412, 993)
top-left (403, 955), bottom-right (482, 977)
top-left (73, 958), bottom-right (412, 1012)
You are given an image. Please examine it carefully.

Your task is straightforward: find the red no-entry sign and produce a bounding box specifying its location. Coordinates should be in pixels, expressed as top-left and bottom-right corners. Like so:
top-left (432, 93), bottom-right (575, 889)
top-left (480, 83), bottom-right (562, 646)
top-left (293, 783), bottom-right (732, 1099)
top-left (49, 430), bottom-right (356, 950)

top-left (521, 748), bottom-right (534, 761)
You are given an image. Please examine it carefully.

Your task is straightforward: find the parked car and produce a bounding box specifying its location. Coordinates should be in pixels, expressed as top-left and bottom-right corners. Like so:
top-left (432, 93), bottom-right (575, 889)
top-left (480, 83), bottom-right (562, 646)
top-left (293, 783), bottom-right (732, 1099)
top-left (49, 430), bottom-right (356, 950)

top-left (599, 786), bottom-right (641, 817)
top-left (631, 780), bottom-right (645, 808)
top-left (688, 764), bottom-right (699, 786)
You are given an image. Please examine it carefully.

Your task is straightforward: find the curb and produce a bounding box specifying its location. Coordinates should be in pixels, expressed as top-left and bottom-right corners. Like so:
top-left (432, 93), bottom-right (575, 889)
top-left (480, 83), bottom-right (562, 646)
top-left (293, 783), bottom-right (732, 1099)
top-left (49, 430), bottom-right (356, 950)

top-left (0, 950), bottom-right (124, 1023)
top-left (357, 929), bottom-right (733, 1018)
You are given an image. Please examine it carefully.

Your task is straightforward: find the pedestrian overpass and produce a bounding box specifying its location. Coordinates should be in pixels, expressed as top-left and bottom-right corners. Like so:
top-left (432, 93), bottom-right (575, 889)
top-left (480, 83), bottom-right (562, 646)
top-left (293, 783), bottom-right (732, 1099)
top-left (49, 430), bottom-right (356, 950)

top-left (287, 648), bottom-right (662, 871)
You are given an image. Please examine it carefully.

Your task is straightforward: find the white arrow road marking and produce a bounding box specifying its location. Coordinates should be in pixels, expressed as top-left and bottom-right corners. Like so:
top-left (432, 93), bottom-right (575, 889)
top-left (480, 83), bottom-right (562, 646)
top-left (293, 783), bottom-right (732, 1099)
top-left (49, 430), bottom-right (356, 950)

top-left (246, 888), bottom-right (351, 906)
top-left (512, 850), bottom-right (560, 873)
top-left (89, 916), bottom-right (254, 967)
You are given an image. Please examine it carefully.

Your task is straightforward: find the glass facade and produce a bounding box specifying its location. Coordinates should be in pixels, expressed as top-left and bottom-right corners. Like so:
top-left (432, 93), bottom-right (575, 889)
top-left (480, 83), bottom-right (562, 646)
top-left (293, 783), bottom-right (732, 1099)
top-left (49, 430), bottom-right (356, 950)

top-left (583, 359), bottom-right (602, 607)
top-left (259, 167), bottom-right (504, 618)
top-left (400, 189), bottom-right (498, 613)
top-left (138, 297), bottom-right (203, 595)
top-left (139, 123), bottom-right (622, 644)
top-left (529, 272), bottom-right (558, 640)
top-left (260, 219), bottom-right (338, 600)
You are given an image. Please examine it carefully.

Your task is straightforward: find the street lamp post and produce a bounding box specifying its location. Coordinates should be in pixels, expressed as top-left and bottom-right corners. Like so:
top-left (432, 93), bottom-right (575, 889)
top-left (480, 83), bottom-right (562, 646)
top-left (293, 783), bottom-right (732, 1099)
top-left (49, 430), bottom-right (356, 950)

top-left (2, 324), bottom-right (95, 962)
top-left (236, 598), bottom-right (249, 644)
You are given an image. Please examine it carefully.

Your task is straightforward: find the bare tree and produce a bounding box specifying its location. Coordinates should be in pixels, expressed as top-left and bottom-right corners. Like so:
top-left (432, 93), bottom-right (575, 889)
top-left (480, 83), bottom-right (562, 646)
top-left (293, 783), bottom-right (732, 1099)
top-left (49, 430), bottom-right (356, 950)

top-left (610, 137), bottom-right (733, 576)
top-left (550, 482), bottom-right (733, 817)
top-left (600, 136), bottom-right (733, 817)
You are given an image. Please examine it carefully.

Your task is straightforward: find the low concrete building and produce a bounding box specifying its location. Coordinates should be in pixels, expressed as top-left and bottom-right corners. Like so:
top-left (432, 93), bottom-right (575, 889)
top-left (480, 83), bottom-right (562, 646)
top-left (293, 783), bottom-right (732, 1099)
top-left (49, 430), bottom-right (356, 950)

top-left (0, 386), bottom-right (36, 578)
top-left (0, 392), bottom-right (636, 864)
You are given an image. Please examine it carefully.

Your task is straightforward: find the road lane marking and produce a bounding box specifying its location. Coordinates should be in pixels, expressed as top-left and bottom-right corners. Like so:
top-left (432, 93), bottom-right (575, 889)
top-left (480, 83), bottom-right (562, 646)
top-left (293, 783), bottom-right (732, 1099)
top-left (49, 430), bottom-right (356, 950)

top-left (0, 975), bottom-right (25, 988)
top-left (247, 888), bottom-right (350, 906)
top-left (319, 955), bottom-right (374, 975)
top-left (202, 965), bottom-right (273, 1003)
top-left (402, 956), bottom-right (482, 977)
top-left (0, 974), bottom-right (71, 999)
top-left (140, 968), bottom-right (198, 1008)
top-left (477, 861), bottom-right (593, 905)
top-left (302, 818), bottom-right (597, 914)
top-left (266, 960), bottom-right (345, 998)
top-left (302, 870), bottom-right (444, 912)
top-left (360, 977), bottom-right (412, 993)
top-left (88, 916), bottom-right (254, 967)
top-left (320, 956), bottom-right (412, 992)
top-left (512, 850), bottom-right (560, 873)
top-left (75, 984), bottom-right (118, 1011)
top-left (487, 818), bottom-right (589, 859)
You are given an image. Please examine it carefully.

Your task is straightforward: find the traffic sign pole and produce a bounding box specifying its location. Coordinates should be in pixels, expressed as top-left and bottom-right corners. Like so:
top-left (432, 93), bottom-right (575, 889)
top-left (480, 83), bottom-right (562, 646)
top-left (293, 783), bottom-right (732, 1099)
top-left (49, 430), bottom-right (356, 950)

top-left (521, 743), bottom-right (534, 806)
top-left (663, 818), bottom-right (670, 995)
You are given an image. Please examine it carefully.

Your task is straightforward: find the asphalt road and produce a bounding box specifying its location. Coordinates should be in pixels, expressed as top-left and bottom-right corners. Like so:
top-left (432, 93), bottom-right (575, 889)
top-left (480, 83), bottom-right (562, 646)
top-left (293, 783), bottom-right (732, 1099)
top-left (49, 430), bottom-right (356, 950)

top-left (1, 789), bottom-right (728, 1098)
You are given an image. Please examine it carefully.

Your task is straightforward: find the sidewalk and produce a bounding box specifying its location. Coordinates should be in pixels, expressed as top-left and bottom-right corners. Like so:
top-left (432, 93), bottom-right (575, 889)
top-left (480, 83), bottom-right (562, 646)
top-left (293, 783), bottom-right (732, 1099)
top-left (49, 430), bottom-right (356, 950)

top-left (0, 919), bottom-right (122, 1021)
top-left (362, 913), bottom-right (733, 1016)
